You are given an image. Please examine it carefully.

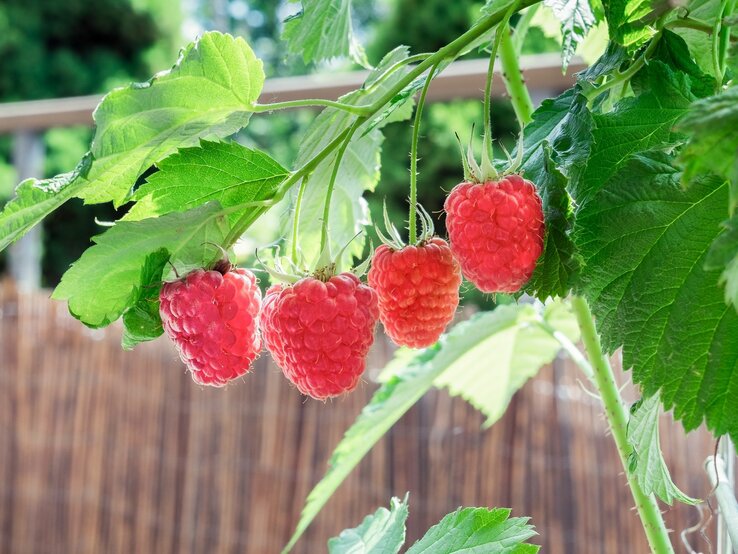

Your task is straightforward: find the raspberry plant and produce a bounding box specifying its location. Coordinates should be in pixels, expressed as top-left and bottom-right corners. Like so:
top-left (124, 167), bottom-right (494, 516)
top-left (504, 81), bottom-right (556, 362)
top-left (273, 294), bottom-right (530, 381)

top-left (2, 0), bottom-right (738, 550)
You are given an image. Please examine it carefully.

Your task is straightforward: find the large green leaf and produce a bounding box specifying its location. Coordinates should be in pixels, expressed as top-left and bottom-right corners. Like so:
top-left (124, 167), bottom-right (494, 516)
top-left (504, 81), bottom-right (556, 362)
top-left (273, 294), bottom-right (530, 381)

top-left (405, 508), bottom-right (539, 554)
top-left (282, 0), bottom-right (369, 68)
top-left (677, 87), bottom-right (738, 211)
top-left (80, 31), bottom-right (264, 206)
top-left (125, 140), bottom-right (288, 223)
top-left (544, 0), bottom-right (596, 68)
top-left (285, 47), bottom-right (415, 269)
top-left (626, 394), bottom-right (699, 505)
top-left (52, 203), bottom-right (229, 328)
top-left (0, 32), bottom-right (265, 251)
top-left (327, 496), bottom-right (408, 554)
top-left (283, 302), bottom-right (571, 552)
top-left (572, 61), bottom-right (693, 205)
top-left (574, 150), bottom-right (738, 439)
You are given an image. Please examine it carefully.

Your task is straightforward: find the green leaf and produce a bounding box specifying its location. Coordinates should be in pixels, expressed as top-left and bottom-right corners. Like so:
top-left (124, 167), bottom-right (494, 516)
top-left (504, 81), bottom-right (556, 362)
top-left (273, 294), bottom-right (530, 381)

top-left (78, 31), bottom-right (265, 206)
top-left (405, 508), bottom-right (539, 554)
top-left (125, 141), bottom-right (288, 223)
top-left (603, 0), bottom-right (657, 50)
top-left (652, 30), bottom-right (715, 99)
top-left (523, 147), bottom-right (577, 299)
top-left (626, 394), bottom-right (699, 505)
top-left (285, 47), bottom-right (415, 269)
top-left (52, 203), bottom-right (229, 328)
top-left (283, 303), bottom-right (565, 552)
top-left (573, 61), bottom-right (693, 205)
top-left (706, 215), bottom-right (738, 309)
top-left (672, 0), bottom-right (724, 78)
top-left (121, 249), bottom-right (169, 350)
top-left (328, 496), bottom-right (408, 554)
top-left (574, 150), bottom-right (738, 440)
top-left (0, 156), bottom-right (89, 251)
top-left (544, 0), bottom-right (596, 69)
top-left (435, 300), bottom-right (579, 427)
top-left (282, 0), bottom-right (369, 68)
top-left (677, 87), bottom-right (738, 211)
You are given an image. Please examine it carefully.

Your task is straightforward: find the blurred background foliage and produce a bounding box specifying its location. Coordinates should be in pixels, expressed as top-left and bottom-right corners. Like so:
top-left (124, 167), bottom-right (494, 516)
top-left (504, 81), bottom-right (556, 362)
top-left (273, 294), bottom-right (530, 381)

top-left (0, 0), bottom-right (562, 304)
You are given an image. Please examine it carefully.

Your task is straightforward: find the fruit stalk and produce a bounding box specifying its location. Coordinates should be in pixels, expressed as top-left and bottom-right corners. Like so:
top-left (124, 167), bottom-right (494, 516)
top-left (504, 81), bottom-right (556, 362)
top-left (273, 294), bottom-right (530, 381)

top-left (570, 296), bottom-right (674, 554)
top-left (498, 26), bottom-right (534, 126)
top-left (408, 63), bottom-right (438, 245)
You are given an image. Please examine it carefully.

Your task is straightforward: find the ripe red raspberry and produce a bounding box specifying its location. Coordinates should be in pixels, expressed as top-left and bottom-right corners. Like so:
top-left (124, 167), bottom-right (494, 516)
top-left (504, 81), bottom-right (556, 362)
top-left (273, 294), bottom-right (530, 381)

top-left (159, 266), bottom-right (262, 387)
top-left (267, 273), bottom-right (379, 400)
top-left (261, 284), bottom-right (286, 368)
top-left (444, 174), bottom-right (544, 293)
top-left (368, 238), bottom-right (461, 348)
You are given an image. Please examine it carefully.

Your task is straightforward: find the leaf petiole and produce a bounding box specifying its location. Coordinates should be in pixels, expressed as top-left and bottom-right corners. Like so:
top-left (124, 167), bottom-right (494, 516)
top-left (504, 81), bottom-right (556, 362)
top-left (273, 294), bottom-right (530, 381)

top-left (251, 99), bottom-right (371, 116)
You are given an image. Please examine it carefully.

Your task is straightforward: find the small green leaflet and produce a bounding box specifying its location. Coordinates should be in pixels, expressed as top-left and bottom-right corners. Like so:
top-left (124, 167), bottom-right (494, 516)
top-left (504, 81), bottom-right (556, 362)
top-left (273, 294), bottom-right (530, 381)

top-left (603, 0), bottom-right (657, 50)
top-left (677, 87), bottom-right (738, 212)
top-left (283, 302), bottom-right (572, 552)
top-left (282, 0), bottom-right (370, 68)
top-left (544, 0), bottom-right (596, 69)
top-left (79, 31), bottom-right (265, 206)
top-left (652, 31), bottom-right (715, 99)
top-left (53, 203), bottom-right (228, 328)
top-left (405, 508), bottom-right (539, 554)
top-left (327, 495), bottom-right (408, 554)
top-left (707, 215), bottom-right (738, 310)
top-left (522, 146), bottom-right (577, 299)
top-left (517, 89), bottom-right (592, 298)
top-left (285, 47), bottom-right (415, 269)
top-left (328, 497), bottom-right (539, 554)
top-left (574, 150), bottom-right (738, 440)
top-left (121, 249), bottom-right (169, 350)
top-left (435, 301), bottom-right (580, 427)
top-left (126, 140), bottom-right (288, 223)
top-left (0, 156), bottom-right (89, 251)
top-left (626, 394), bottom-right (699, 505)
top-left (573, 61), bottom-right (693, 205)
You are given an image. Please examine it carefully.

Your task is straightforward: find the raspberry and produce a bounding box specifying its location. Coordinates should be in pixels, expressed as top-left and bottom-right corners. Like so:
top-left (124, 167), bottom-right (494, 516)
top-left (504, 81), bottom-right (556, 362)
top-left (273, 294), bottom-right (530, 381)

top-left (444, 174), bottom-right (544, 293)
top-left (261, 284), bottom-right (286, 368)
top-left (368, 238), bottom-right (461, 348)
top-left (267, 273), bottom-right (379, 400)
top-left (159, 266), bottom-right (262, 387)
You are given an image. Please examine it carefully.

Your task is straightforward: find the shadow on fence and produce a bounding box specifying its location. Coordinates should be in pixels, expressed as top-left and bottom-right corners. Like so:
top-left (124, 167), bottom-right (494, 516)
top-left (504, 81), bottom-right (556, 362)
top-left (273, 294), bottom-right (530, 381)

top-left (0, 280), bottom-right (718, 553)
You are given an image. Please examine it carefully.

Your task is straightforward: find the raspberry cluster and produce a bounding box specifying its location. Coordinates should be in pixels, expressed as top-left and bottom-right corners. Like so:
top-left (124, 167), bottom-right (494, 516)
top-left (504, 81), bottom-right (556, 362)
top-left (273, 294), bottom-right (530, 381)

top-left (159, 267), bottom-right (262, 387)
top-left (368, 238), bottom-right (461, 348)
top-left (444, 174), bottom-right (544, 293)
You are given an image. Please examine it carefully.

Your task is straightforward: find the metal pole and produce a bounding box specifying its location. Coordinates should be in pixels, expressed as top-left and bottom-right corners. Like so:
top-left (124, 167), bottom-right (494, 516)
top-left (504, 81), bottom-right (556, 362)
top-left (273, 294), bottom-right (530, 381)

top-left (7, 130), bottom-right (44, 289)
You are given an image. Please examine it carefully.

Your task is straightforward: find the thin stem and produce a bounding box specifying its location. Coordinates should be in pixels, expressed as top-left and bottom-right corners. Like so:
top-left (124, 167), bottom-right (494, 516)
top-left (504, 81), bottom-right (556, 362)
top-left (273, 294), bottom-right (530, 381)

top-left (408, 63), bottom-right (438, 245)
top-left (535, 318), bottom-right (594, 381)
top-left (570, 296), bottom-right (675, 554)
top-left (223, 0), bottom-right (541, 246)
top-left (666, 16), bottom-right (716, 34)
top-left (482, 26), bottom-right (506, 174)
top-left (363, 53), bottom-right (433, 95)
top-left (718, 0), bottom-right (736, 86)
top-left (319, 118), bottom-right (363, 254)
top-left (713, 0), bottom-right (728, 87)
top-left (291, 175), bottom-right (309, 263)
top-left (499, 25), bottom-right (534, 126)
top-left (584, 32), bottom-right (663, 103)
top-left (252, 99), bottom-right (370, 116)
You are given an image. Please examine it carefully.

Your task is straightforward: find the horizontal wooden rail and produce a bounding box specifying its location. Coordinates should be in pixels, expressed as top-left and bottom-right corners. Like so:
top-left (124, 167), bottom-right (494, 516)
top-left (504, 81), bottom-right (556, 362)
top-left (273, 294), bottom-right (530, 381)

top-left (0, 54), bottom-right (583, 133)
